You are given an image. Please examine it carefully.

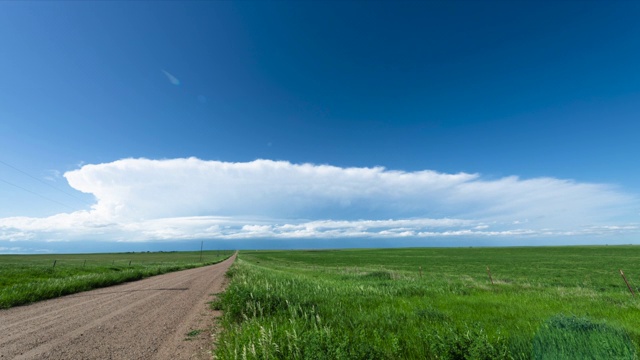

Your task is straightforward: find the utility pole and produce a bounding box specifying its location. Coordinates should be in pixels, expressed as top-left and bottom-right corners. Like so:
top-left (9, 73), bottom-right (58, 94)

top-left (199, 240), bottom-right (203, 262)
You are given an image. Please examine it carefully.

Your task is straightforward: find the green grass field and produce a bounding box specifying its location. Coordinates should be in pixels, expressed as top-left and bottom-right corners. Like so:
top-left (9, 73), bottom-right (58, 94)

top-left (0, 250), bottom-right (234, 309)
top-left (214, 246), bottom-right (640, 359)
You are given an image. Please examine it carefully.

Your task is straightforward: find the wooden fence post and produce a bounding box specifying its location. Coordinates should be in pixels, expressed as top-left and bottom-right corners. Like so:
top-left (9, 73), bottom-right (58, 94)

top-left (620, 269), bottom-right (635, 297)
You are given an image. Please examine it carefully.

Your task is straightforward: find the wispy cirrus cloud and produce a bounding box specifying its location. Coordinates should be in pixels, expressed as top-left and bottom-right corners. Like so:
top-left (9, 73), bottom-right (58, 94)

top-left (0, 158), bottom-right (637, 243)
top-left (161, 69), bottom-right (180, 85)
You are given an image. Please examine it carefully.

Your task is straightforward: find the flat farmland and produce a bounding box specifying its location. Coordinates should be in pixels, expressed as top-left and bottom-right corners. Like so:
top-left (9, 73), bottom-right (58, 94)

top-left (215, 246), bottom-right (640, 359)
top-left (0, 250), bottom-right (234, 309)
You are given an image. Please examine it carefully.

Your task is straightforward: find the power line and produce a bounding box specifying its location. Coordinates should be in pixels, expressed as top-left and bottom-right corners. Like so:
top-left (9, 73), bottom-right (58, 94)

top-left (0, 177), bottom-right (77, 211)
top-left (0, 159), bottom-right (93, 206)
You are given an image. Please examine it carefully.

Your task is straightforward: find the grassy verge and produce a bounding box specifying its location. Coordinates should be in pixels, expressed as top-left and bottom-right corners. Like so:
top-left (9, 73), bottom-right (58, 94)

top-left (0, 250), bottom-right (234, 309)
top-left (214, 247), bottom-right (640, 359)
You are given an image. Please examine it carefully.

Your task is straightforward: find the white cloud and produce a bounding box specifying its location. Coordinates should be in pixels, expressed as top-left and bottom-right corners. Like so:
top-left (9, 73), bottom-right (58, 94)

top-left (0, 158), bottom-right (638, 243)
top-left (161, 69), bottom-right (180, 85)
top-left (0, 246), bottom-right (24, 252)
top-left (44, 169), bottom-right (62, 182)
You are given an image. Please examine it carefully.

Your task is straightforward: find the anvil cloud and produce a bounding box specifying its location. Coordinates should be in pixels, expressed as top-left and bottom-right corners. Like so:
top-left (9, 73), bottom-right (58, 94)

top-left (0, 158), bottom-right (637, 243)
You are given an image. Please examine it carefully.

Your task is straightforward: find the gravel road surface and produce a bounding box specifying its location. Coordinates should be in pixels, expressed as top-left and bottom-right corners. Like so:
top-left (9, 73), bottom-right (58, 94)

top-left (0, 254), bottom-right (236, 359)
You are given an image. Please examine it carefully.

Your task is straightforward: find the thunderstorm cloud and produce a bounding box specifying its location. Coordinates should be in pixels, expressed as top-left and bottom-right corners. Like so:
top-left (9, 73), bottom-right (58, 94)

top-left (0, 158), bottom-right (637, 242)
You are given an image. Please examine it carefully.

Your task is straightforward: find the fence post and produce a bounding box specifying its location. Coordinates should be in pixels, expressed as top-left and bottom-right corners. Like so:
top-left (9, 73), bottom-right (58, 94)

top-left (52, 260), bottom-right (57, 269)
top-left (620, 269), bottom-right (635, 297)
top-left (487, 266), bottom-right (493, 285)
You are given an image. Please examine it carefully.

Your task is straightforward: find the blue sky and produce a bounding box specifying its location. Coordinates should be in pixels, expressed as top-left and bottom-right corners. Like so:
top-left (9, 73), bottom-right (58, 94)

top-left (1, 1), bottom-right (640, 253)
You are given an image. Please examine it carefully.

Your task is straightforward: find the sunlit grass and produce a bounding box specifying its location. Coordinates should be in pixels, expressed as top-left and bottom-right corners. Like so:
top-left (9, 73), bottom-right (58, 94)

top-left (214, 246), bottom-right (640, 359)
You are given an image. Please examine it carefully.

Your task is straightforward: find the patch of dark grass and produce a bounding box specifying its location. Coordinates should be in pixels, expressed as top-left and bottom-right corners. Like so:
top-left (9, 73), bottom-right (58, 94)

top-left (185, 329), bottom-right (203, 339)
top-left (362, 270), bottom-right (393, 280)
top-left (532, 315), bottom-right (636, 359)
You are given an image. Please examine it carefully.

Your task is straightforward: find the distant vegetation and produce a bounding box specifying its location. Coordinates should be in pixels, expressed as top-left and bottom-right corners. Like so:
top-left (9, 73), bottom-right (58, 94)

top-left (214, 247), bottom-right (640, 359)
top-left (0, 250), bottom-right (234, 309)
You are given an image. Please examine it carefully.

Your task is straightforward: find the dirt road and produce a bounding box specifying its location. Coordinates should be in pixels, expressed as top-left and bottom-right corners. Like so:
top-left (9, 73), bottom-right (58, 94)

top-left (0, 254), bottom-right (236, 359)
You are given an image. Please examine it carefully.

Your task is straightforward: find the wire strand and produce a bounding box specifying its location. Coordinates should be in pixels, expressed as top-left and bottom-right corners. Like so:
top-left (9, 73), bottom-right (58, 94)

top-left (0, 177), bottom-right (77, 211)
top-left (0, 159), bottom-right (93, 206)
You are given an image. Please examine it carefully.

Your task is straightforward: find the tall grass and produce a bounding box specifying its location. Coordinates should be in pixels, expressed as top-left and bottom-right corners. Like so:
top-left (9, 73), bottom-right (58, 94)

top-left (0, 250), bottom-right (234, 309)
top-left (214, 247), bottom-right (640, 359)
top-left (532, 315), bottom-right (635, 359)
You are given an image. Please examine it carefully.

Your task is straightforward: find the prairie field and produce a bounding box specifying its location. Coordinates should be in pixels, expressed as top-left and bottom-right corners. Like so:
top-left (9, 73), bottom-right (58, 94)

top-left (214, 246), bottom-right (640, 359)
top-left (0, 250), bottom-right (234, 309)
